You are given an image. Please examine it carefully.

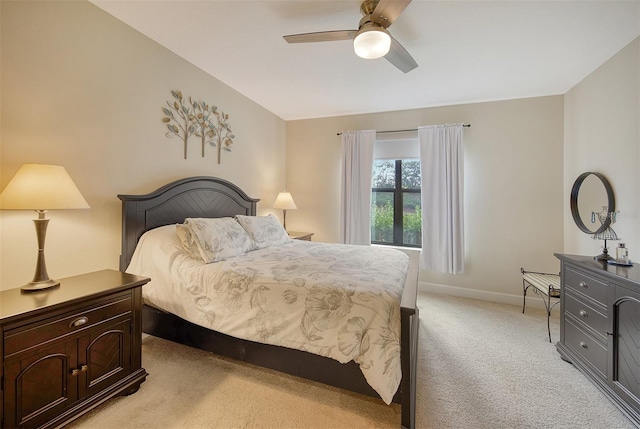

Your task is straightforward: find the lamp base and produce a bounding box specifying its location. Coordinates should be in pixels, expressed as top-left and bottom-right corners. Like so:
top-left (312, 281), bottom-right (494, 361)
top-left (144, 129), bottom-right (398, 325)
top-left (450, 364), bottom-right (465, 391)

top-left (594, 249), bottom-right (614, 261)
top-left (21, 279), bottom-right (60, 293)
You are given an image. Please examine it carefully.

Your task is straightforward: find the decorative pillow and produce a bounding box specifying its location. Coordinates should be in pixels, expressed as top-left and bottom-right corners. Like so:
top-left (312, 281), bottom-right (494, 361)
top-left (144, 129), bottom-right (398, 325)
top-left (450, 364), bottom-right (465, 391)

top-left (236, 214), bottom-right (291, 250)
top-left (177, 217), bottom-right (254, 263)
top-left (175, 224), bottom-right (200, 258)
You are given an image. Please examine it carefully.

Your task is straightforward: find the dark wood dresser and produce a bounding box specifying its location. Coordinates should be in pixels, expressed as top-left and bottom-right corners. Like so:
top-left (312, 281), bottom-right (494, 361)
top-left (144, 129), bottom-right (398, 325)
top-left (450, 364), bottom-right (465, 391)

top-left (555, 254), bottom-right (640, 426)
top-left (0, 269), bottom-right (149, 429)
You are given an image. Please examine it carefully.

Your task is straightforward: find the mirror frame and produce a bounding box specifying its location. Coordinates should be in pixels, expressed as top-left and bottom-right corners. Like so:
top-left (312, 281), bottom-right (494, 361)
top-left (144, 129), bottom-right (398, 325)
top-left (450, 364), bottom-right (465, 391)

top-left (570, 172), bottom-right (615, 235)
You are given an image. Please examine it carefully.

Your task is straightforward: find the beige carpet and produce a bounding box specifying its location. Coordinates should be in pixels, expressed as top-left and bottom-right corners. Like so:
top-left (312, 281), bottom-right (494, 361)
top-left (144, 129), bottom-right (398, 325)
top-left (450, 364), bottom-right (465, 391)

top-left (67, 292), bottom-right (635, 429)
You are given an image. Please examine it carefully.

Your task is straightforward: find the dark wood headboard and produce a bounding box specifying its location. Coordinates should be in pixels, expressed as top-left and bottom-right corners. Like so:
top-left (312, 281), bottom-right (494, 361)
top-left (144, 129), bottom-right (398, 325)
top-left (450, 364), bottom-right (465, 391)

top-left (118, 176), bottom-right (259, 271)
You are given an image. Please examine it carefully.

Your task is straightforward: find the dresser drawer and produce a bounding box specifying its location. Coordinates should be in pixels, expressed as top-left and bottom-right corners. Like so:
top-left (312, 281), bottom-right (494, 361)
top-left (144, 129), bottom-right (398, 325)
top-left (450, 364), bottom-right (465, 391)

top-left (565, 319), bottom-right (607, 379)
top-left (4, 294), bottom-right (132, 358)
top-left (564, 266), bottom-right (608, 304)
top-left (565, 292), bottom-right (608, 337)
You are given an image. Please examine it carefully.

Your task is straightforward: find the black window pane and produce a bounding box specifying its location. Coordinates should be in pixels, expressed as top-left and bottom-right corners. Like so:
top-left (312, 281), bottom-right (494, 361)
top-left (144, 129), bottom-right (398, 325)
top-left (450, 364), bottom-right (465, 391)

top-left (372, 160), bottom-right (395, 188)
top-left (371, 191), bottom-right (394, 243)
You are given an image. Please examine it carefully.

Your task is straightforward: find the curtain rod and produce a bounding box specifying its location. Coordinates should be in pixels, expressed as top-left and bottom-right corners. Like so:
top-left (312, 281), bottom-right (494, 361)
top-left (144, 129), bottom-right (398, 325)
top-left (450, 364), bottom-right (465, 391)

top-left (336, 124), bottom-right (471, 136)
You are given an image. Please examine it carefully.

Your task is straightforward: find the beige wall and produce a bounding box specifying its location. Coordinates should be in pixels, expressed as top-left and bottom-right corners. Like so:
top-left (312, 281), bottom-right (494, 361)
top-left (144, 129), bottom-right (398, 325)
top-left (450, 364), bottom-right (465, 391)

top-left (0, 1), bottom-right (286, 290)
top-left (2, 1), bottom-right (635, 307)
top-left (564, 37), bottom-right (640, 260)
top-left (286, 96), bottom-right (565, 304)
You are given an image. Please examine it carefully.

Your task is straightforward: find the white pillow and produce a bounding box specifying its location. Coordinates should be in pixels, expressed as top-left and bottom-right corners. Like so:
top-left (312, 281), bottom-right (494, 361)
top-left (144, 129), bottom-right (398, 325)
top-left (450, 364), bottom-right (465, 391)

top-left (236, 214), bottom-right (291, 249)
top-left (177, 217), bottom-right (254, 263)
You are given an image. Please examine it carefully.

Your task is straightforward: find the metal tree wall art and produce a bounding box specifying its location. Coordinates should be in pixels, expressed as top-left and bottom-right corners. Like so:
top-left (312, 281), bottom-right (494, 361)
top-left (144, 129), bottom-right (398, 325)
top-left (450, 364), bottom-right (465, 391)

top-left (162, 90), bottom-right (235, 163)
top-left (162, 90), bottom-right (195, 159)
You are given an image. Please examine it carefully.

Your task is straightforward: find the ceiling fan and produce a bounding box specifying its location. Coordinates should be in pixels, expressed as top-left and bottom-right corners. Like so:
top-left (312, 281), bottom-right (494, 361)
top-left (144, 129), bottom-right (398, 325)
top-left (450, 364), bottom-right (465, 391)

top-left (283, 0), bottom-right (418, 73)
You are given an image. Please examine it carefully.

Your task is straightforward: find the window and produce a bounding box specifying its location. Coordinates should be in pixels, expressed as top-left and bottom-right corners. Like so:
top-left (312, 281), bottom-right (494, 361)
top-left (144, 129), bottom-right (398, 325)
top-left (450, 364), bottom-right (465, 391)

top-left (371, 159), bottom-right (421, 247)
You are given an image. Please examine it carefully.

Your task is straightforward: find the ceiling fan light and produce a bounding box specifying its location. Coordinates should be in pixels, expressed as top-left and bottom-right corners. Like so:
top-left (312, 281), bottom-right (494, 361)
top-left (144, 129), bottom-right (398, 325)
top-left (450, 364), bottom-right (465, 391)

top-left (353, 27), bottom-right (391, 59)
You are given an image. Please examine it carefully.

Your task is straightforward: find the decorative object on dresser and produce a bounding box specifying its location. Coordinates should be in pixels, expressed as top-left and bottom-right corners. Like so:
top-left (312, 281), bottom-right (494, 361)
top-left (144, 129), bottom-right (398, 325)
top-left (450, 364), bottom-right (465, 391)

top-left (272, 191), bottom-right (297, 230)
top-left (569, 172), bottom-right (618, 261)
top-left (118, 176), bottom-right (419, 429)
top-left (0, 269), bottom-right (149, 429)
top-left (288, 231), bottom-right (314, 241)
top-left (613, 242), bottom-right (632, 266)
top-left (0, 164), bottom-right (90, 292)
top-left (520, 268), bottom-right (561, 342)
top-left (555, 254), bottom-right (640, 426)
top-left (591, 206), bottom-right (620, 261)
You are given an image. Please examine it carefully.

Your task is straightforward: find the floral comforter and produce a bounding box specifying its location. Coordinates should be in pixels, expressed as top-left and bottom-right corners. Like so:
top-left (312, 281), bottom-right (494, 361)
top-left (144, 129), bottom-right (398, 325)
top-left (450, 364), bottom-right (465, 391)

top-left (127, 225), bottom-right (410, 404)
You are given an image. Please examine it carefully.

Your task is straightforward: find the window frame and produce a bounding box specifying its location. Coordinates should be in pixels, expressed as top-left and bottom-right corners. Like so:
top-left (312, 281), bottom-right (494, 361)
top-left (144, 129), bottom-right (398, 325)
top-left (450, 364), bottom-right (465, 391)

top-left (371, 159), bottom-right (421, 248)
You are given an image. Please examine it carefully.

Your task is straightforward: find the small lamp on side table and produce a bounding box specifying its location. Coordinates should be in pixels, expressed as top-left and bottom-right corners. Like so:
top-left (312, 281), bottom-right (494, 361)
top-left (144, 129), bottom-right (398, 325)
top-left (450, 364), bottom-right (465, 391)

top-left (273, 192), bottom-right (297, 231)
top-left (0, 164), bottom-right (90, 292)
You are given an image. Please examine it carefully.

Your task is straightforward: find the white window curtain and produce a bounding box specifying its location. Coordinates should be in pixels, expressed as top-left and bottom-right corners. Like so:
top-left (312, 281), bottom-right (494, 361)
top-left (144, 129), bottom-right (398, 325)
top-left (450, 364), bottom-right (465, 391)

top-left (340, 129), bottom-right (376, 245)
top-left (419, 124), bottom-right (465, 274)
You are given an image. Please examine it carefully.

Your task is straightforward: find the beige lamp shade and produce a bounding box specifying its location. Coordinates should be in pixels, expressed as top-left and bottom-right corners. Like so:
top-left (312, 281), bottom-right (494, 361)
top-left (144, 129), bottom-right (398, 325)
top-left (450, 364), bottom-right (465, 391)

top-left (0, 164), bottom-right (89, 292)
top-left (0, 164), bottom-right (89, 210)
top-left (273, 192), bottom-right (297, 211)
top-left (273, 192), bottom-right (296, 231)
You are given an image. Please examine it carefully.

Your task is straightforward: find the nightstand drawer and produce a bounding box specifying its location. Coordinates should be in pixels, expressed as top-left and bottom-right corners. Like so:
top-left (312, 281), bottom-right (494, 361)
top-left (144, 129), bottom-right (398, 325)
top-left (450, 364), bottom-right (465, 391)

top-left (4, 293), bottom-right (132, 358)
top-left (565, 319), bottom-right (607, 379)
top-left (564, 266), bottom-right (608, 304)
top-left (565, 292), bottom-right (607, 337)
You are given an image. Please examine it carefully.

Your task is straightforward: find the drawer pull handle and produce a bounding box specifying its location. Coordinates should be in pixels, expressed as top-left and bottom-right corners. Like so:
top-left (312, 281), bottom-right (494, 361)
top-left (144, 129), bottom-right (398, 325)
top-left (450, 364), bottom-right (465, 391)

top-left (70, 365), bottom-right (88, 376)
top-left (579, 310), bottom-right (588, 317)
top-left (70, 316), bottom-right (88, 328)
top-left (579, 281), bottom-right (588, 288)
top-left (580, 341), bottom-right (588, 349)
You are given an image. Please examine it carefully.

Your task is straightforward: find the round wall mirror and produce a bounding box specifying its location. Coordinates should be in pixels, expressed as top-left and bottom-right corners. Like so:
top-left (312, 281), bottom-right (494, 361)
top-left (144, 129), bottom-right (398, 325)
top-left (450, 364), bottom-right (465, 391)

top-left (570, 172), bottom-right (615, 234)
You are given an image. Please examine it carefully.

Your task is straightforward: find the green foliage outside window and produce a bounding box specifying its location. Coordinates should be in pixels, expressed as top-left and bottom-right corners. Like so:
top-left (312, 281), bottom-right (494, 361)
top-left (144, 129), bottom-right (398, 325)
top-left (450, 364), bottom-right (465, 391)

top-left (371, 202), bottom-right (422, 245)
top-left (371, 201), bottom-right (394, 243)
top-left (403, 207), bottom-right (422, 245)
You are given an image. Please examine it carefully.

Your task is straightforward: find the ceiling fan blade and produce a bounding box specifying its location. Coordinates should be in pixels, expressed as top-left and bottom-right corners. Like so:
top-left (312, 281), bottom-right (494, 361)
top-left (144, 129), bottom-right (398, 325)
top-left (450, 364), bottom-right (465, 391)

top-left (283, 30), bottom-right (357, 44)
top-left (371, 0), bottom-right (412, 28)
top-left (385, 36), bottom-right (418, 73)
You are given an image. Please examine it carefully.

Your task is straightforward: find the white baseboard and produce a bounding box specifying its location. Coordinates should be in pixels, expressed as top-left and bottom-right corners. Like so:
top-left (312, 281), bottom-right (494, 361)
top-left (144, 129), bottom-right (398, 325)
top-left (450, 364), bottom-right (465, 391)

top-left (418, 281), bottom-right (558, 312)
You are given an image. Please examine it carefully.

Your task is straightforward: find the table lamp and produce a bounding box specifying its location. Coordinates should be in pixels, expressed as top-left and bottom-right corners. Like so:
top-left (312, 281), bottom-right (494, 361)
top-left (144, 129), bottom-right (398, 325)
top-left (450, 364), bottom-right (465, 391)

top-left (0, 164), bottom-right (90, 292)
top-left (593, 225), bottom-right (619, 261)
top-left (591, 207), bottom-right (619, 261)
top-left (273, 192), bottom-right (297, 230)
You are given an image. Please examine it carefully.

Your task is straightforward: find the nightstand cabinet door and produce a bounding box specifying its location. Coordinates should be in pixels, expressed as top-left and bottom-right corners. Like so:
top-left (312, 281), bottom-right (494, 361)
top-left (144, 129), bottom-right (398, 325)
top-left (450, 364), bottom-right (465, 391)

top-left (3, 342), bottom-right (78, 428)
top-left (79, 318), bottom-right (132, 399)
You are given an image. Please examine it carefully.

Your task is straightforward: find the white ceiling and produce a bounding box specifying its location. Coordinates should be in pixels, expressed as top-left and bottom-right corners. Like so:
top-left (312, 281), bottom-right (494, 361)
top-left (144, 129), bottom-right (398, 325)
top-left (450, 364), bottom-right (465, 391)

top-left (91, 0), bottom-right (639, 121)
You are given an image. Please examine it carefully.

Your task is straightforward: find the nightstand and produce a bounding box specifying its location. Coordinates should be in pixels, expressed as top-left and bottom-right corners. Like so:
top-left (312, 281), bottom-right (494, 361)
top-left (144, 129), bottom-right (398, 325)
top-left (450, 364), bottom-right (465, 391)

top-left (0, 269), bottom-right (149, 429)
top-left (288, 231), bottom-right (314, 241)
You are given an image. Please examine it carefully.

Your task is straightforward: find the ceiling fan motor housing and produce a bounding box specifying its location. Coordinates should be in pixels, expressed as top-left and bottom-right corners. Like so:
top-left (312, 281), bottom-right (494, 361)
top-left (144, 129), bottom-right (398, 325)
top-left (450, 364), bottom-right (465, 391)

top-left (360, 0), bottom-right (380, 17)
top-left (361, 0), bottom-right (391, 28)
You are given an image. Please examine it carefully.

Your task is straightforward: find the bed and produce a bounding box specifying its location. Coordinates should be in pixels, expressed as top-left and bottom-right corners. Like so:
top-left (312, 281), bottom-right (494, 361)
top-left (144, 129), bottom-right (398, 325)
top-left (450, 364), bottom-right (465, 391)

top-left (118, 176), bottom-right (419, 429)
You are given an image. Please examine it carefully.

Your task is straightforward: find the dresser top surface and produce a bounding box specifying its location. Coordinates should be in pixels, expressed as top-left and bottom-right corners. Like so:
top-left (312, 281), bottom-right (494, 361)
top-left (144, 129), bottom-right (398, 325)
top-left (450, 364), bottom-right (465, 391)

top-left (0, 269), bottom-right (149, 322)
top-left (555, 253), bottom-right (640, 285)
